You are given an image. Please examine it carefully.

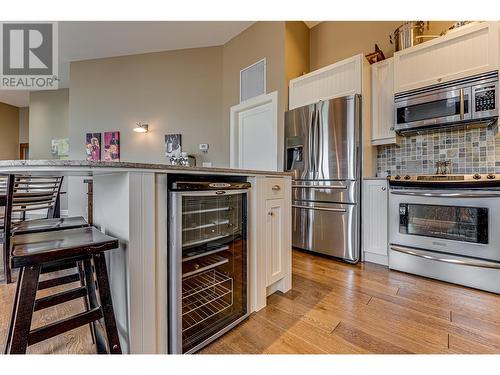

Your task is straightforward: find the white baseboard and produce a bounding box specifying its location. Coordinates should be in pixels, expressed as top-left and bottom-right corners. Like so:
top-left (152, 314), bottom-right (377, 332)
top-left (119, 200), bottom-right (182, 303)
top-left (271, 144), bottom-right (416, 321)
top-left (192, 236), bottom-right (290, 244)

top-left (363, 252), bottom-right (388, 266)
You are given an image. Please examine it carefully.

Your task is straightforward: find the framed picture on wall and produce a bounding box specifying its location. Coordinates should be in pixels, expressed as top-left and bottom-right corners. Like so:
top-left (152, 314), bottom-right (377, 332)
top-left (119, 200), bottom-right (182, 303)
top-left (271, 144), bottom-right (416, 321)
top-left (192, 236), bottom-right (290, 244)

top-left (85, 133), bottom-right (101, 161)
top-left (165, 134), bottom-right (182, 158)
top-left (104, 131), bottom-right (120, 161)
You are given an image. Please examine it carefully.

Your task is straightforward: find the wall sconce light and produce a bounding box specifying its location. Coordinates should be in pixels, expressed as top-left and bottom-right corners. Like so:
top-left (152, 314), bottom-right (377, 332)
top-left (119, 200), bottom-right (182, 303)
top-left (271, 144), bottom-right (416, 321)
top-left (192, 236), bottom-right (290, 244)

top-left (133, 122), bottom-right (149, 133)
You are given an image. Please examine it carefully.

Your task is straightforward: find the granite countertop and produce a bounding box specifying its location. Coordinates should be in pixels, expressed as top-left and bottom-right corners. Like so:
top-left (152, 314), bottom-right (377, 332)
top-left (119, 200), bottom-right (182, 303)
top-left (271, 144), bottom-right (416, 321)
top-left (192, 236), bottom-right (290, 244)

top-left (0, 160), bottom-right (291, 177)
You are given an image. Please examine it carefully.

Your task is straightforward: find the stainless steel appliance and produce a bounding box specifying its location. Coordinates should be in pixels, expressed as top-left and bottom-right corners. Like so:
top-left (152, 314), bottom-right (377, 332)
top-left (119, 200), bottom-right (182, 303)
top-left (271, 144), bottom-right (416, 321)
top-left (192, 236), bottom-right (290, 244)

top-left (388, 173), bottom-right (500, 294)
top-left (168, 177), bottom-right (250, 353)
top-left (395, 71), bottom-right (499, 134)
top-left (389, 21), bottom-right (435, 51)
top-left (284, 95), bottom-right (361, 262)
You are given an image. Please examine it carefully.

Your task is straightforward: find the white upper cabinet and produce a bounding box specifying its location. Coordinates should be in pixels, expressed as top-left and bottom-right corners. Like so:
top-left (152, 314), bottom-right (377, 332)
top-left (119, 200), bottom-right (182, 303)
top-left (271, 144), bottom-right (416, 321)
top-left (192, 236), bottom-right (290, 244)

top-left (289, 54), bottom-right (364, 109)
top-left (394, 22), bottom-right (500, 93)
top-left (371, 57), bottom-right (396, 145)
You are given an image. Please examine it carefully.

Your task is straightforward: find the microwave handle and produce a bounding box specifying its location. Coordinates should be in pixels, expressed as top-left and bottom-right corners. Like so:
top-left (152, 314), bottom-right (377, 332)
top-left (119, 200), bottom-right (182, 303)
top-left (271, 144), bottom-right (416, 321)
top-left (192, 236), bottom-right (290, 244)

top-left (459, 88), bottom-right (465, 120)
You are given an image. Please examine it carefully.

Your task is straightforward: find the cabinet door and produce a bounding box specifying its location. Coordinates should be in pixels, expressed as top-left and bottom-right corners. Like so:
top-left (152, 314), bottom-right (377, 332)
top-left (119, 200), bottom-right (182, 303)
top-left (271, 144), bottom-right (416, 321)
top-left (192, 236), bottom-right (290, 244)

top-left (289, 54), bottom-right (362, 109)
top-left (371, 58), bottom-right (396, 145)
top-left (394, 22), bottom-right (499, 93)
top-left (265, 198), bottom-right (285, 286)
top-left (362, 180), bottom-right (388, 257)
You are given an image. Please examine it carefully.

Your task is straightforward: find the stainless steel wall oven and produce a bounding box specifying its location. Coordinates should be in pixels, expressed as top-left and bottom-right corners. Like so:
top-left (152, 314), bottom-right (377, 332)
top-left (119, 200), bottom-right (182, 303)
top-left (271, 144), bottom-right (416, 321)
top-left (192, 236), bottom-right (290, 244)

top-left (168, 176), bottom-right (250, 354)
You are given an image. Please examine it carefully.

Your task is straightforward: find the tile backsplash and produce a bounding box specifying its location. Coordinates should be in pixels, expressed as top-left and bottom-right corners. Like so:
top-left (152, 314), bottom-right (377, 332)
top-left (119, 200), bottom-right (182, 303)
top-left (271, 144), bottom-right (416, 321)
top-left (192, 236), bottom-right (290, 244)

top-left (376, 127), bottom-right (500, 176)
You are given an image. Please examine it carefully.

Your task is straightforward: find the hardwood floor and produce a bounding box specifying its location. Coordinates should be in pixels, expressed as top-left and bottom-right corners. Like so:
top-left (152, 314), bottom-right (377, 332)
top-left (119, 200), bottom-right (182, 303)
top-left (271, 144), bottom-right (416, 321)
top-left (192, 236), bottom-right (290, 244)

top-left (201, 250), bottom-right (500, 354)
top-left (2, 249), bottom-right (500, 354)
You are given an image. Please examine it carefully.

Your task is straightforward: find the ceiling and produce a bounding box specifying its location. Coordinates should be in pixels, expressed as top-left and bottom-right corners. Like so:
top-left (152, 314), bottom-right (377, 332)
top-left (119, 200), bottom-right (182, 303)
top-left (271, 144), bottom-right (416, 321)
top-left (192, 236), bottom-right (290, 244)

top-left (0, 21), bottom-right (255, 107)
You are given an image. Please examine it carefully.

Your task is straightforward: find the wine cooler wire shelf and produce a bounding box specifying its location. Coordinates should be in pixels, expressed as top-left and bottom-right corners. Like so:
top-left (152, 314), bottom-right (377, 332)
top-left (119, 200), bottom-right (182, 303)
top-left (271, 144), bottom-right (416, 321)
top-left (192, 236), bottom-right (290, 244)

top-left (182, 298), bottom-right (233, 334)
top-left (183, 284), bottom-right (232, 313)
top-left (182, 254), bottom-right (229, 278)
top-left (182, 270), bottom-right (234, 333)
top-left (183, 269), bottom-right (231, 298)
top-left (182, 206), bottom-right (230, 215)
top-left (182, 234), bottom-right (230, 249)
top-left (182, 219), bottom-right (230, 232)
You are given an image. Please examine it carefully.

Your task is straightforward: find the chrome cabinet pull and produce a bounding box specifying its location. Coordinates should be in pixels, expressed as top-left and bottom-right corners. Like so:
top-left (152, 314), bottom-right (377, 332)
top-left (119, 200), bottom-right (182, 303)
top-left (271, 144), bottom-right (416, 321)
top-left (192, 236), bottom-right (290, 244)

top-left (390, 245), bottom-right (500, 269)
top-left (292, 204), bottom-right (346, 213)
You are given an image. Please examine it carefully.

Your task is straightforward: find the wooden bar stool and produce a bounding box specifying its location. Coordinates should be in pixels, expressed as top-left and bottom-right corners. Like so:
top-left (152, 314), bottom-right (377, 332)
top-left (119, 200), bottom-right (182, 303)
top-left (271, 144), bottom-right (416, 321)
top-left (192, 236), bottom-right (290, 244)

top-left (2, 174), bottom-right (88, 284)
top-left (4, 227), bottom-right (122, 354)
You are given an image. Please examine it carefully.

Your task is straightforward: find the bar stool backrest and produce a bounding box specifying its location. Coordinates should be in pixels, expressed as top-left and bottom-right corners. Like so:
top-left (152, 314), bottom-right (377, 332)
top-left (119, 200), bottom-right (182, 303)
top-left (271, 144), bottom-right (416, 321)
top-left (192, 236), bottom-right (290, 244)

top-left (2, 175), bottom-right (63, 283)
top-left (3, 174), bottom-right (63, 241)
top-left (7, 175), bottom-right (63, 222)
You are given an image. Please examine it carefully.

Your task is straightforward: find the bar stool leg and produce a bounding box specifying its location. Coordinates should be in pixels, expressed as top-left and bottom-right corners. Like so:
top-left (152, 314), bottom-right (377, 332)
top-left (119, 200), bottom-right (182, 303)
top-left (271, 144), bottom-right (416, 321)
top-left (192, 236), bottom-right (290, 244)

top-left (82, 258), bottom-right (107, 354)
top-left (7, 265), bottom-right (40, 354)
top-left (92, 253), bottom-right (122, 354)
top-left (3, 243), bottom-right (12, 284)
top-left (78, 261), bottom-right (96, 344)
top-left (4, 267), bottom-right (23, 354)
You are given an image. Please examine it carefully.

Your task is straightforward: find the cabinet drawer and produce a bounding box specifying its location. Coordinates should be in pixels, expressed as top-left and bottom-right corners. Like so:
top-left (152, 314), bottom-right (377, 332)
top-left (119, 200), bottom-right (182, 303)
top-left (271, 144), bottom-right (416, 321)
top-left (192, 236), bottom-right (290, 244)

top-left (265, 178), bottom-right (285, 199)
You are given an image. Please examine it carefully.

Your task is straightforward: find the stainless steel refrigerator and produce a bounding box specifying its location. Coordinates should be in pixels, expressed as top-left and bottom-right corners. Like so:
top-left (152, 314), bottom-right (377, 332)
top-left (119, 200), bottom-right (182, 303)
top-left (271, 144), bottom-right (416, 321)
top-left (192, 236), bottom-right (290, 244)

top-left (284, 95), bottom-right (361, 263)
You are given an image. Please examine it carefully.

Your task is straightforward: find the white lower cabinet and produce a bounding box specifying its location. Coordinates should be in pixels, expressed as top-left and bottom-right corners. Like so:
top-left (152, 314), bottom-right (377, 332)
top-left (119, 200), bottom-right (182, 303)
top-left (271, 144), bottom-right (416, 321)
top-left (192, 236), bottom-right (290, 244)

top-left (249, 176), bottom-right (292, 312)
top-left (362, 179), bottom-right (389, 265)
top-left (265, 198), bottom-right (285, 285)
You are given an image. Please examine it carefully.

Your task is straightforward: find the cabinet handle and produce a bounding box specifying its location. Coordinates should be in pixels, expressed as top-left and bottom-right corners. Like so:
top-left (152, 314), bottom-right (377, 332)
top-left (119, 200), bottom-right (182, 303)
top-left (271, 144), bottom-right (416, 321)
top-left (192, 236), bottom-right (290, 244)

top-left (268, 211), bottom-right (273, 216)
top-left (459, 88), bottom-right (465, 120)
top-left (271, 185), bottom-right (281, 191)
top-left (381, 187), bottom-right (386, 191)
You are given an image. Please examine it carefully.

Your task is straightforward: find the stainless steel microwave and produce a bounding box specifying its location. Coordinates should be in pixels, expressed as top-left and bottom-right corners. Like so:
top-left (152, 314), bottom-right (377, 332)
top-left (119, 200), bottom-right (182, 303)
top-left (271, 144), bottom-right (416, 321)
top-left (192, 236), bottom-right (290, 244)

top-left (394, 71), bottom-right (499, 134)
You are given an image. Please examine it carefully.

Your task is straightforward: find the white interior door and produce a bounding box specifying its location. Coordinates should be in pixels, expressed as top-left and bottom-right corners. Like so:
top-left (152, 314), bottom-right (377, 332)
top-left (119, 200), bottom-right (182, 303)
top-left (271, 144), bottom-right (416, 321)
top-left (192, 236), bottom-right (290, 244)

top-left (230, 91), bottom-right (278, 171)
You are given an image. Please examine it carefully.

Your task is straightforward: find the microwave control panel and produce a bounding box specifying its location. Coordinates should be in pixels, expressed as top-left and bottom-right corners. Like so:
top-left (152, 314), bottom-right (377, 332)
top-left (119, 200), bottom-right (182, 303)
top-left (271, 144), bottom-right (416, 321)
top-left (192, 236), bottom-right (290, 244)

top-left (474, 85), bottom-right (496, 112)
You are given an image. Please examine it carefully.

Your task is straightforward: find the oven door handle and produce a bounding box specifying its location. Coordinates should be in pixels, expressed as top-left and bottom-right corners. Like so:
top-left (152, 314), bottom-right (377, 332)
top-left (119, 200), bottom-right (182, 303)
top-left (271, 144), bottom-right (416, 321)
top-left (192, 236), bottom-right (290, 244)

top-left (390, 245), bottom-right (500, 269)
top-left (390, 190), bottom-right (500, 198)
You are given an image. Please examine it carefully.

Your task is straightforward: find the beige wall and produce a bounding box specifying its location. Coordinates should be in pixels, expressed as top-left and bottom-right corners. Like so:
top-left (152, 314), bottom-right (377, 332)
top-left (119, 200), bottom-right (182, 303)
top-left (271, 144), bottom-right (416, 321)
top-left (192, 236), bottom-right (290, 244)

top-left (285, 21), bottom-right (310, 109)
top-left (0, 102), bottom-right (19, 159)
top-left (222, 21), bottom-right (286, 167)
top-left (29, 89), bottom-right (69, 159)
top-left (19, 107), bottom-right (29, 144)
top-left (69, 47), bottom-right (224, 165)
top-left (310, 21), bottom-right (456, 70)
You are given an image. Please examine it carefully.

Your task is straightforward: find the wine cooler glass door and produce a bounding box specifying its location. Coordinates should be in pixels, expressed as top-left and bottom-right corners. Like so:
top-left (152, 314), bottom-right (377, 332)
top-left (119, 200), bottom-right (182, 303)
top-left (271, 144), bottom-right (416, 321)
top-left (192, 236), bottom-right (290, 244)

top-left (169, 190), bottom-right (248, 354)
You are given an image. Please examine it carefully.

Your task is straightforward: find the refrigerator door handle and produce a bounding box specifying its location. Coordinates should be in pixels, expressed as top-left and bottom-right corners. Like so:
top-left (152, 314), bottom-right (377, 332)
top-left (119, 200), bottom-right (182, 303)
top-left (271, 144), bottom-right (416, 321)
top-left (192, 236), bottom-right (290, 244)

top-left (308, 108), bottom-right (316, 177)
top-left (292, 204), bottom-right (347, 213)
top-left (292, 185), bottom-right (347, 189)
top-left (316, 103), bottom-right (324, 179)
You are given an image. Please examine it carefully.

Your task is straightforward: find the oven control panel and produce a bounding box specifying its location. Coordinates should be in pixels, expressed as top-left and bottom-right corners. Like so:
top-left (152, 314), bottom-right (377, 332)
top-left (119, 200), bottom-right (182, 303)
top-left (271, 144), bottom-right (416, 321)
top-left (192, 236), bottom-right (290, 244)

top-left (474, 85), bottom-right (496, 112)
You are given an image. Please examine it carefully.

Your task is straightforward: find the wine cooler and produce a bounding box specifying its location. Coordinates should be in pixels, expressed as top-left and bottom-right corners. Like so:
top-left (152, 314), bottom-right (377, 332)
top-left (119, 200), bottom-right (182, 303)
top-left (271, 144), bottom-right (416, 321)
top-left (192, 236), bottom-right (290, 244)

top-left (168, 177), bottom-right (250, 354)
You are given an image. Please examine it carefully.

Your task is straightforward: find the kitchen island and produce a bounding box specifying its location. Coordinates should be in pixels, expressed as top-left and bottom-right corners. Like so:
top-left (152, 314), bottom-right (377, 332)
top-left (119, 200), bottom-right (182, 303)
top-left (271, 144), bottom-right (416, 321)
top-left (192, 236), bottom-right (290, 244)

top-left (0, 160), bottom-right (292, 354)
